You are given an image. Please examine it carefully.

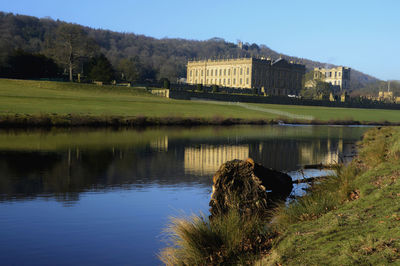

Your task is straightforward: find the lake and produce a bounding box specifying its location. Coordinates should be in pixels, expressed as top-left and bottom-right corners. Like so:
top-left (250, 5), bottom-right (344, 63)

top-left (0, 125), bottom-right (369, 265)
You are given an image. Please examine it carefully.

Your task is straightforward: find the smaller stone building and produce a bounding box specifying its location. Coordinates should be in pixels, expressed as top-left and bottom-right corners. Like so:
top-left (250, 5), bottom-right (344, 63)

top-left (314, 66), bottom-right (351, 91)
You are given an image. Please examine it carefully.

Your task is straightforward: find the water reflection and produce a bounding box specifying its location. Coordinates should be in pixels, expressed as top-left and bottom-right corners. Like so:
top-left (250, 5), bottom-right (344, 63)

top-left (184, 145), bottom-right (249, 175)
top-left (0, 125), bottom-right (367, 203)
top-left (0, 125), bottom-right (370, 265)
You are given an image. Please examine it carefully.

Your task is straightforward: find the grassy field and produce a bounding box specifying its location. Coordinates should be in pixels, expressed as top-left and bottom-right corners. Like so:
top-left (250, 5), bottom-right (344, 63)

top-left (1, 78), bottom-right (400, 124)
top-left (0, 79), bottom-right (276, 119)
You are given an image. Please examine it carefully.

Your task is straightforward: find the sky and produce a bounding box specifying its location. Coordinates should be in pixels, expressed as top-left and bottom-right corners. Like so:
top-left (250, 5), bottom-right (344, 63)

top-left (1, 0), bottom-right (399, 80)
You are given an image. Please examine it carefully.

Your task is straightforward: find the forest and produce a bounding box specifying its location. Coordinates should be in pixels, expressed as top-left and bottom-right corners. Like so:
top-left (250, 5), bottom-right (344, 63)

top-left (0, 11), bottom-right (384, 91)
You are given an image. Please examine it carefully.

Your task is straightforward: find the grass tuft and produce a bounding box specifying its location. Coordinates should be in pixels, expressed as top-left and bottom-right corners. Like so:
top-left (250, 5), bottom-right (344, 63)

top-left (273, 163), bottom-right (360, 228)
top-left (159, 210), bottom-right (274, 265)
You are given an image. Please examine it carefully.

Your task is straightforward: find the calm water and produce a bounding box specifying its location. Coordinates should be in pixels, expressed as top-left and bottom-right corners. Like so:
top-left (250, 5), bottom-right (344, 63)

top-left (0, 125), bottom-right (369, 265)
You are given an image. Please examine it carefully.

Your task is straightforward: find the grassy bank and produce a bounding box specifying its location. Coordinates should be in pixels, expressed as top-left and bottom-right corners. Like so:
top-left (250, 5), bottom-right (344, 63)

top-left (160, 126), bottom-right (400, 264)
top-left (1, 79), bottom-right (400, 127)
top-left (261, 126), bottom-right (400, 265)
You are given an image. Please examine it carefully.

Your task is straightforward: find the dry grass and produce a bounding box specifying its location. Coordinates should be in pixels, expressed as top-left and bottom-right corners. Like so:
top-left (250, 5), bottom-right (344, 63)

top-left (159, 210), bottom-right (274, 265)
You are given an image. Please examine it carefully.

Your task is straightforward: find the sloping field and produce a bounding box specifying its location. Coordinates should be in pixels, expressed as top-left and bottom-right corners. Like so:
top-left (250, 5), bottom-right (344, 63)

top-left (1, 79), bottom-right (400, 123)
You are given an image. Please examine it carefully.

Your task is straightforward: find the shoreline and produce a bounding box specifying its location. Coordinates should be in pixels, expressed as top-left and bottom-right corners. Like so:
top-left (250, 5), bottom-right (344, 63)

top-left (1, 114), bottom-right (399, 128)
top-left (160, 126), bottom-right (400, 264)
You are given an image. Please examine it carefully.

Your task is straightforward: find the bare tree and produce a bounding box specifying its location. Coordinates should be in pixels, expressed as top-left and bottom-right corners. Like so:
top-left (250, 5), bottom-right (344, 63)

top-left (54, 24), bottom-right (96, 81)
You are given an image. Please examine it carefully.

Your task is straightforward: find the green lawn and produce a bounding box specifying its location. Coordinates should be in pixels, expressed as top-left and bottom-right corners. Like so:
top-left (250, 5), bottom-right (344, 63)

top-left (1, 78), bottom-right (400, 123)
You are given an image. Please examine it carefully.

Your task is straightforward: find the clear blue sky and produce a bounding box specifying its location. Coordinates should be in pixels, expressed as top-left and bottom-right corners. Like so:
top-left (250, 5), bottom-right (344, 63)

top-left (2, 0), bottom-right (399, 80)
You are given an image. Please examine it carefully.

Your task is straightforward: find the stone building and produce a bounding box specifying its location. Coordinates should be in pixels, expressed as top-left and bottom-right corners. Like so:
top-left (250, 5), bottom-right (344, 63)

top-left (313, 66), bottom-right (351, 91)
top-left (186, 57), bottom-right (305, 96)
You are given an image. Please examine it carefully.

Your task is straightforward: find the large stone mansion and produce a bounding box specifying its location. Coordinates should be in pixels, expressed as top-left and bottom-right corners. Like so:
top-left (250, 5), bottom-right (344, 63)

top-left (186, 57), bottom-right (305, 96)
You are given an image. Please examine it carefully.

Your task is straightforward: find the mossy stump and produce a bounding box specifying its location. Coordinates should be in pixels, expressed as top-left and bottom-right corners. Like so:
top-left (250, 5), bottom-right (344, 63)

top-left (209, 158), bottom-right (293, 218)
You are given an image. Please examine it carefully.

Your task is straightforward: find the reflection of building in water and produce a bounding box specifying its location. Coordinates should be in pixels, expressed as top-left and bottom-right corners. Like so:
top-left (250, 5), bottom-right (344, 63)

top-left (298, 139), bottom-right (354, 165)
top-left (184, 145), bottom-right (249, 175)
top-left (149, 136), bottom-right (168, 151)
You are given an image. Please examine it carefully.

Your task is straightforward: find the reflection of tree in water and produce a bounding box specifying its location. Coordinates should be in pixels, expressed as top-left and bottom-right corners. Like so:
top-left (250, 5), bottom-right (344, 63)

top-left (0, 145), bottom-right (193, 203)
top-left (0, 151), bottom-right (61, 197)
top-left (0, 134), bottom-right (358, 204)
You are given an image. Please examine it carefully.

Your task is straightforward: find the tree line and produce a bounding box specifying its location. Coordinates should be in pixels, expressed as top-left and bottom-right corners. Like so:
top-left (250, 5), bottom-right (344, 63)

top-left (0, 12), bottom-right (380, 90)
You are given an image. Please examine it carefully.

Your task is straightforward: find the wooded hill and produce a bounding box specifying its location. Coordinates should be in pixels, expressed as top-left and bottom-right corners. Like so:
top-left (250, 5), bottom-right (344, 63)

top-left (0, 11), bottom-right (379, 90)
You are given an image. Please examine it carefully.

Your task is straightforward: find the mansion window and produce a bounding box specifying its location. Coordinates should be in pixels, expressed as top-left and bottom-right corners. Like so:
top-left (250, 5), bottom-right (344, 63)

top-left (234, 69), bottom-right (236, 75)
top-left (190, 70), bottom-right (192, 76)
top-left (233, 78), bottom-right (236, 84)
top-left (240, 78), bottom-right (242, 84)
top-left (207, 70), bottom-right (209, 76)
top-left (240, 68), bottom-right (242, 75)
top-left (246, 78), bottom-right (249, 85)
top-left (247, 68), bottom-right (249, 75)
top-left (224, 69), bottom-right (226, 75)
top-left (228, 79), bottom-right (230, 84)
top-left (228, 69), bottom-right (230, 75)
top-left (201, 70), bottom-right (203, 76)
top-left (219, 69), bottom-right (222, 75)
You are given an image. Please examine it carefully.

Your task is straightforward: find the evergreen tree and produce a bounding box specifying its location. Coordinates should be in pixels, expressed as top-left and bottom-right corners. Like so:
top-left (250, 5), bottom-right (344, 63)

top-left (85, 54), bottom-right (115, 82)
top-left (1, 49), bottom-right (59, 79)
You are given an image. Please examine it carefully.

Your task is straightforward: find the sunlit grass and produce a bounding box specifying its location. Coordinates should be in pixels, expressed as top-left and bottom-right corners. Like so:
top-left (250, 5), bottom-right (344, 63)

top-left (261, 126), bottom-right (400, 265)
top-left (159, 210), bottom-right (272, 265)
top-left (1, 79), bottom-right (400, 123)
top-left (273, 164), bottom-right (359, 227)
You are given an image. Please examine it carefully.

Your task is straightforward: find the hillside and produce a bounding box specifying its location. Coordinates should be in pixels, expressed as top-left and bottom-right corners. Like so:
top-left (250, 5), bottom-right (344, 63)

top-left (0, 11), bottom-right (378, 90)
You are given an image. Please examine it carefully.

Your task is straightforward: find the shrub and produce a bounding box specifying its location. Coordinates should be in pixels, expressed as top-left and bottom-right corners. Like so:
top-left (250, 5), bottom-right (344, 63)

top-left (163, 79), bottom-right (170, 89)
top-left (212, 85), bottom-right (219, 93)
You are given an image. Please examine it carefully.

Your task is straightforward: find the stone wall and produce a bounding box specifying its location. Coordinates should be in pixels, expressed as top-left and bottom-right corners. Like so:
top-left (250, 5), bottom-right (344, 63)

top-left (168, 90), bottom-right (400, 111)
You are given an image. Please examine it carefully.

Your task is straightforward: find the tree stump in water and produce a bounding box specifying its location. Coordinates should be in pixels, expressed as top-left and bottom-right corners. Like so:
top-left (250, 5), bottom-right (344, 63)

top-left (209, 158), bottom-right (293, 218)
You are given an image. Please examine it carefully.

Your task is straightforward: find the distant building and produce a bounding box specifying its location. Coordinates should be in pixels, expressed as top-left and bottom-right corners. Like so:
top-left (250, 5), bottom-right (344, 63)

top-left (379, 91), bottom-right (393, 100)
top-left (377, 91), bottom-right (400, 103)
top-left (186, 57), bottom-right (305, 96)
top-left (314, 66), bottom-right (351, 91)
